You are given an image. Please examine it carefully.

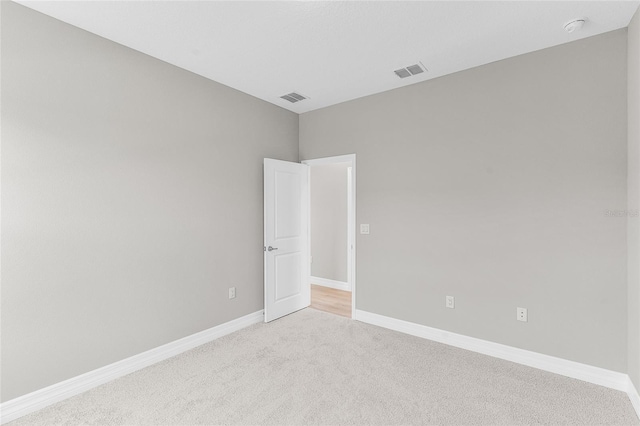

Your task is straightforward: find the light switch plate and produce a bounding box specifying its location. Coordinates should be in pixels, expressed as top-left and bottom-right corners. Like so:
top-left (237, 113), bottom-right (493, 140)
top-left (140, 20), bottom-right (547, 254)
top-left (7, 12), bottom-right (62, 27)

top-left (446, 296), bottom-right (455, 309)
top-left (360, 224), bottom-right (370, 234)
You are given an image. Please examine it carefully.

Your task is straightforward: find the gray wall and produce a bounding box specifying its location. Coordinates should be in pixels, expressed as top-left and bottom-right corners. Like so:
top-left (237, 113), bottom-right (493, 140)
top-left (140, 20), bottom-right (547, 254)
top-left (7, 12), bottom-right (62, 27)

top-left (310, 163), bottom-right (349, 283)
top-left (629, 7), bottom-right (640, 392)
top-left (300, 30), bottom-right (629, 372)
top-left (1, 0), bottom-right (635, 403)
top-left (1, 2), bottom-right (298, 402)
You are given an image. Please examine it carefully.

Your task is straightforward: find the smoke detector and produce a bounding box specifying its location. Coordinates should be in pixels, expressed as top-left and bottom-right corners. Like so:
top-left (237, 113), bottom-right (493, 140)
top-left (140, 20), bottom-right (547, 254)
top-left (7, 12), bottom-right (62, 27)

top-left (564, 19), bottom-right (585, 33)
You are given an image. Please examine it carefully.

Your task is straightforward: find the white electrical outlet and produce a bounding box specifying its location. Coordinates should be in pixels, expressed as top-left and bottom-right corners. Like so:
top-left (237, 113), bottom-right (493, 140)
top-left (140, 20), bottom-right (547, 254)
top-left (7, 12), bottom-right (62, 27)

top-left (229, 287), bottom-right (236, 299)
top-left (517, 307), bottom-right (527, 322)
top-left (360, 224), bottom-right (370, 234)
top-left (446, 296), bottom-right (455, 309)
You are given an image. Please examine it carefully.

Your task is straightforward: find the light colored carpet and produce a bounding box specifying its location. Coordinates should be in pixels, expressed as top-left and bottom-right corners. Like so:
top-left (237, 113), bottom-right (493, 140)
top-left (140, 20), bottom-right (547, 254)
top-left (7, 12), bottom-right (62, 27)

top-left (10, 308), bottom-right (639, 425)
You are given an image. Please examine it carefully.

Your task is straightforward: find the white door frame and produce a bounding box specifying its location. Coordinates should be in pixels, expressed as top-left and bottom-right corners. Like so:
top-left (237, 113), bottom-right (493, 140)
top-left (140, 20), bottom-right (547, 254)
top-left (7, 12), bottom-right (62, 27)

top-left (302, 154), bottom-right (356, 319)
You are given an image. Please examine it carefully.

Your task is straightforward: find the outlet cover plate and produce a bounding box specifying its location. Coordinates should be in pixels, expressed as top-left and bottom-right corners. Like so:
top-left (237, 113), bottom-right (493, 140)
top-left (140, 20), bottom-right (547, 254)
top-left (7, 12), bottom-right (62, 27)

top-left (517, 307), bottom-right (527, 322)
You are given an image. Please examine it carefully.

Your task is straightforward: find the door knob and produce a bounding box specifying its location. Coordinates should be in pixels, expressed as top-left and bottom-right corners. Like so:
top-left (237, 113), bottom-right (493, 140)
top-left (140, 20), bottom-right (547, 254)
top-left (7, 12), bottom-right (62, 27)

top-left (267, 246), bottom-right (278, 252)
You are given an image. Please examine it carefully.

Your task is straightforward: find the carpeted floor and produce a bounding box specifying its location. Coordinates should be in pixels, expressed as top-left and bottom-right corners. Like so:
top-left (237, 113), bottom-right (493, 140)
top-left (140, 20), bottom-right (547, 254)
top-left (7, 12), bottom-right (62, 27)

top-left (10, 308), bottom-right (640, 425)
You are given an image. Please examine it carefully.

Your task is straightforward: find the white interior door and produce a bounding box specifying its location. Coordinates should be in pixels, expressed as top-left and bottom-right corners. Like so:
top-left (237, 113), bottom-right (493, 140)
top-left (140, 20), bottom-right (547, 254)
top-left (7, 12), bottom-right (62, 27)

top-left (264, 158), bottom-right (310, 322)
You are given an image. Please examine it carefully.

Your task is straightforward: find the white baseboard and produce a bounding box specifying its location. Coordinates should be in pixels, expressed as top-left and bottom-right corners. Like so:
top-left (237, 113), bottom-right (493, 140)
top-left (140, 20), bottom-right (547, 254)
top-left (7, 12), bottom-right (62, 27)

top-left (629, 378), bottom-right (640, 421)
top-left (0, 310), bottom-right (264, 425)
top-left (3, 308), bottom-right (637, 424)
top-left (310, 276), bottom-right (350, 292)
top-left (355, 310), bottom-right (630, 393)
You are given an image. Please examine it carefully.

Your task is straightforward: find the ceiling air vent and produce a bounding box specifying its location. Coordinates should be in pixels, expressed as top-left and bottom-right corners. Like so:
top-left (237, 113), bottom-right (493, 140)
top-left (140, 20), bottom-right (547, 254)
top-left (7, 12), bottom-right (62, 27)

top-left (406, 64), bottom-right (424, 75)
top-left (394, 63), bottom-right (427, 79)
top-left (280, 92), bottom-right (307, 103)
top-left (394, 68), bottom-right (411, 79)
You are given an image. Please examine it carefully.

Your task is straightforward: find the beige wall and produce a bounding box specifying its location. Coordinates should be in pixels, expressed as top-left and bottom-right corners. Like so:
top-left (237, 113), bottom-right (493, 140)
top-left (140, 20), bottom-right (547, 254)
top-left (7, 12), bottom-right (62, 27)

top-left (0, 2), bottom-right (298, 402)
top-left (301, 30), bottom-right (629, 372)
top-left (310, 163), bottom-right (349, 283)
top-left (628, 7), bottom-right (640, 392)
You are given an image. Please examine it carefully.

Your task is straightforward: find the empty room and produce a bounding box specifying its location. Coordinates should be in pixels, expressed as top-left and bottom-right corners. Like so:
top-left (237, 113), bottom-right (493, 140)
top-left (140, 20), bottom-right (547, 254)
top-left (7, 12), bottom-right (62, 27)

top-left (2, 0), bottom-right (640, 424)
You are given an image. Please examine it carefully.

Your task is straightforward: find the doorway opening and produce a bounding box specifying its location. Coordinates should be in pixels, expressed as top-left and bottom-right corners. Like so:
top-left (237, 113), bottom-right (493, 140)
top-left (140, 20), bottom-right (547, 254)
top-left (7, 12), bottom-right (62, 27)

top-left (302, 155), bottom-right (356, 319)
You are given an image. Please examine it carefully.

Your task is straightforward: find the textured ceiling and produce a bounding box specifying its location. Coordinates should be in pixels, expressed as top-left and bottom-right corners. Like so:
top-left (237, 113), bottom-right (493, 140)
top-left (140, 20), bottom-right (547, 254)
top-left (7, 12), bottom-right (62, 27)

top-left (15, 1), bottom-right (640, 114)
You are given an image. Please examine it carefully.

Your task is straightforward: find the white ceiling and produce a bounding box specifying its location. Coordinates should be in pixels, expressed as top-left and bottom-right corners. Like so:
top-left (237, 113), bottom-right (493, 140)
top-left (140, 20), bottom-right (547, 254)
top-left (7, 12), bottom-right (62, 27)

top-left (16, 1), bottom-right (640, 114)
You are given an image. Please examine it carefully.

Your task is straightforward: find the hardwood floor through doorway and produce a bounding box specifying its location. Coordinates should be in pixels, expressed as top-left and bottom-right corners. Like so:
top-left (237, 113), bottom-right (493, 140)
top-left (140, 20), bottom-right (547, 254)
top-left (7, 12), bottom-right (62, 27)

top-left (310, 284), bottom-right (351, 318)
